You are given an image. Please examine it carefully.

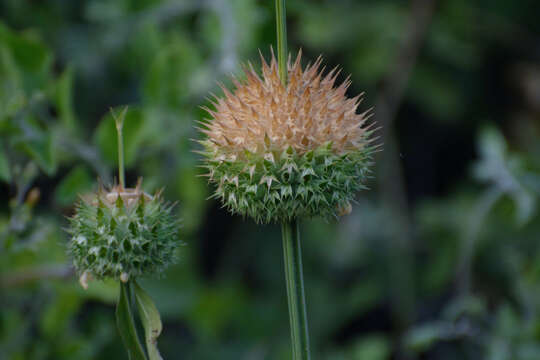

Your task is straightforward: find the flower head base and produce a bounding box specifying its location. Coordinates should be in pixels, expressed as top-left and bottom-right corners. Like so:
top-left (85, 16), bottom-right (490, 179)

top-left (68, 179), bottom-right (180, 282)
top-left (199, 51), bottom-right (376, 223)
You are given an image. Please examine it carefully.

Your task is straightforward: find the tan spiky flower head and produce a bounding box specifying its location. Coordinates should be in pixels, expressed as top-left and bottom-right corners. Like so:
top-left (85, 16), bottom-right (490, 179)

top-left (199, 50), bottom-right (376, 223)
top-left (203, 50), bottom-right (372, 156)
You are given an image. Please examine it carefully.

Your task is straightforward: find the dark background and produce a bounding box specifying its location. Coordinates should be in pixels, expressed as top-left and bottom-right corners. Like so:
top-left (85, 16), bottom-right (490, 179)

top-left (1, 0), bottom-right (540, 359)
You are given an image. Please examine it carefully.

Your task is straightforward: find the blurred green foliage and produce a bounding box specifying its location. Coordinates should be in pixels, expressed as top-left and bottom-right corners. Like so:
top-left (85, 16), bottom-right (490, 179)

top-left (1, 0), bottom-right (540, 359)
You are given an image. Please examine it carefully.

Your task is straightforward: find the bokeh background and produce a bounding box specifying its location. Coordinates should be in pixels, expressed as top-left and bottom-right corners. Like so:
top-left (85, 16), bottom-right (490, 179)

top-left (1, 0), bottom-right (540, 359)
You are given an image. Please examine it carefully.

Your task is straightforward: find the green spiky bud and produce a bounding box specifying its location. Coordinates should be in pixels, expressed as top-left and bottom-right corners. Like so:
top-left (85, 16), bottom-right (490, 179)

top-left (200, 141), bottom-right (373, 223)
top-left (198, 52), bottom-right (376, 224)
top-left (68, 181), bottom-right (180, 283)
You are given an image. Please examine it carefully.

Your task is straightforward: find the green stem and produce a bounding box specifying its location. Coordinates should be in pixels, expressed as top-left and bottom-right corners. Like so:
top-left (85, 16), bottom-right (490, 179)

top-left (113, 107), bottom-right (127, 189)
top-left (281, 220), bottom-right (311, 360)
top-left (116, 281), bottom-right (147, 360)
top-left (276, 2), bottom-right (308, 357)
top-left (275, 0), bottom-right (288, 85)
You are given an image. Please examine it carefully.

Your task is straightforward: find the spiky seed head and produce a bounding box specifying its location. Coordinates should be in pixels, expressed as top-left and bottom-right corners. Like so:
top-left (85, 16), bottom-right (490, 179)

top-left (67, 180), bottom-right (181, 282)
top-left (199, 50), bottom-right (376, 223)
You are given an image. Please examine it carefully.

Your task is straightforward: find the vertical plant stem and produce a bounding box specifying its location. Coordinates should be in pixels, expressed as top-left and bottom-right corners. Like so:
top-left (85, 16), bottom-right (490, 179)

top-left (113, 107), bottom-right (127, 189)
top-left (275, 1), bottom-right (310, 358)
top-left (275, 0), bottom-right (288, 85)
top-left (281, 220), bottom-right (311, 360)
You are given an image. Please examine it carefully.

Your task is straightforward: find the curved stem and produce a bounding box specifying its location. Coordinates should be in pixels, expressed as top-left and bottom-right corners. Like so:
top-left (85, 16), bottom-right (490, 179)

top-left (275, 0), bottom-right (288, 85)
top-left (281, 220), bottom-right (311, 360)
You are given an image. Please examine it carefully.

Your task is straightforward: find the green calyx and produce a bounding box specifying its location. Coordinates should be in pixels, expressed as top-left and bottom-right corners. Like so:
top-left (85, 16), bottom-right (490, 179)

top-left (200, 142), bottom-right (373, 224)
top-left (68, 185), bottom-right (180, 281)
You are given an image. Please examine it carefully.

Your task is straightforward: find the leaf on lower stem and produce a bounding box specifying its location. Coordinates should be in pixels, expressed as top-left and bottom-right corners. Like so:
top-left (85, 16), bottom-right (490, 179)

top-left (116, 282), bottom-right (148, 360)
top-left (134, 281), bottom-right (164, 360)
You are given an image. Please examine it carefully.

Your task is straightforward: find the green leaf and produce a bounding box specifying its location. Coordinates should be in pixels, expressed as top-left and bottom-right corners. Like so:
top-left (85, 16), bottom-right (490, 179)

top-left (0, 144), bottom-right (10, 182)
top-left (15, 117), bottom-right (57, 175)
top-left (350, 335), bottom-right (391, 360)
top-left (143, 37), bottom-right (200, 108)
top-left (116, 282), bottom-right (147, 360)
top-left (53, 67), bottom-right (76, 132)
top-left (54, 165), bottom-right (93, 206)
top-left (0, 23), bottom-right (52, 91)
top-left (40, 288), bottom-right (82, 337)
top-left (134, 281), bottom-right (163, 360)
top-left (0, 44), bottom-right (26, 124)
top-left (405, 322), bottom-right (450, 352)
